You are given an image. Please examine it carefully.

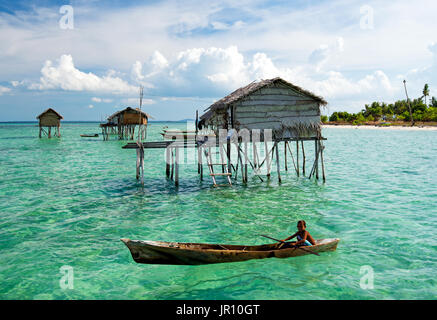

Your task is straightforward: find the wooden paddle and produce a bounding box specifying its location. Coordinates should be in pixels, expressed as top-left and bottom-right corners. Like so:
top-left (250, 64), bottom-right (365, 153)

top-left (260, 234), bottom-right (320, 256)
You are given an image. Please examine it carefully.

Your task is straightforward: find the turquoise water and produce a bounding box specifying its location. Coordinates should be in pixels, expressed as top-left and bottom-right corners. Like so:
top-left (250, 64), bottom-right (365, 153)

top-left (0, 122), bottom-right (436, 300)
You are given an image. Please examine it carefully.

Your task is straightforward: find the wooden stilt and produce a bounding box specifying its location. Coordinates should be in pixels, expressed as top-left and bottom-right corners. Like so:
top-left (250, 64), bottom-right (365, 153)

top-left (275, 142), bottom-right (281, 183)
top-left (136, 145), bottom-right (144, 183)
top-left (244, 141), bottom-right (248, 183)
top-left (197, 145), bottom-right (201, 174)
top-left (140, 146), bottom-right (144, 185)
top-left (199, 146), bottom-right (203, 181)
top-left (301, 141), bottom-right (306, 176)
top-left (315, 140), bottom-right (319, 180)
top-left (256, 146), bottom-right (261, 174)
top-left (234, 143), bottom-right (240, 180)
top-left (253, 142), bottom-right (258, 170)
top-left (175, 146), bottom-right (179, 187)
top-left (284, 141), bottom-right (288, 171)
top-left (236, 144), bottom-right (264, 183)
top-left (227, 140), bottom-right (231, 174)
top-left (238, 143), bottom-right (245, 183)
top-left (170, 148), bottom-right (174, 180)
top-left (296, 140), bottom-right (299, 177)
top-left (265, 140), bottom-right (271, 179)
top-left (286, 141), bottom-right (297, 174)
top-left (136, 149), bottom-right (140, 180)
top-left (166, 147), bottom-right (170, 178)
top-left (309, 140), bottom-right (321, 180)
top-left (219, 144), bottom-right (225, 173)
top-left (319, 140), bottom-right (326, 182)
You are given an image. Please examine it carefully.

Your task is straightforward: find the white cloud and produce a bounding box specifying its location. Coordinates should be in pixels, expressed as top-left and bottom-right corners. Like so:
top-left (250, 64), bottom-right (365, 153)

top-left (91, 97), bottom-right (113, 103)
top-left (0, 85), bottom-right (11, 95)
top-left (88, 104), bottom-right (94, 109)
top-left (308, 37), bottom-right (344, 71)
top-left (131, 61), bottom-right (145, 82)
top-left (395, 42), bottom-right (437, 99)
top-left (132, 45), bottom-right (397, 107)
top-left (29, 54), bottom-right (137, 94)
top-left (10, 81), bottom-right (24, 87)
top-left (122, 98), bottom-right (155, 105)
top-left (133, 46), bottom-right (251, 96)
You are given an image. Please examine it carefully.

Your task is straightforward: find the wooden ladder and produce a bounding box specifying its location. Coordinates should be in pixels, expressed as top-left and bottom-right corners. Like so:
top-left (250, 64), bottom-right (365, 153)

top-left (204, 146), bottom-right (232, 187)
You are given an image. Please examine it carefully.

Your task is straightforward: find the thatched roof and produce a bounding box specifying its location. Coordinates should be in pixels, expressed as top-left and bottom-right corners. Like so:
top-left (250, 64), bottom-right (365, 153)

top-left (36, 108), bottom-right (63, 119)
top-left (201, 77), bottom-right (327, 121)
top-left (107, 107), bottom-right (152, 121)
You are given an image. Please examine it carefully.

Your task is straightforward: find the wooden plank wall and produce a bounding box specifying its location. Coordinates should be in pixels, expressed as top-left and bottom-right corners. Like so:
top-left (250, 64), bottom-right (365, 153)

top-left (233, 83), bottom-right (321, 137)
top-left (39, 113), bottom-right (61, 127)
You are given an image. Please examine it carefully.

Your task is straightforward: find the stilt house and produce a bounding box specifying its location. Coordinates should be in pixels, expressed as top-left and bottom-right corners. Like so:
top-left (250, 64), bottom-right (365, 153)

top-left (37, 108), bottom-right (63, 138)
top-left (100, 107), bottom-right (150, 140)
top-left (198, 77), bottom-right (327, 139)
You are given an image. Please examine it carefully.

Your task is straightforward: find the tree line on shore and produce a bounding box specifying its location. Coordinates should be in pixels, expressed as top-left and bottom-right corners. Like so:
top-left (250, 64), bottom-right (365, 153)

top-left (323, 84), bottom-right (437, 124)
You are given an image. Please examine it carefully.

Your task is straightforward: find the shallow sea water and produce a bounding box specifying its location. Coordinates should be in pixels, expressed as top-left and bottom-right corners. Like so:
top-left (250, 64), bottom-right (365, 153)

top-left (0, 122), bottom-right (436, 299)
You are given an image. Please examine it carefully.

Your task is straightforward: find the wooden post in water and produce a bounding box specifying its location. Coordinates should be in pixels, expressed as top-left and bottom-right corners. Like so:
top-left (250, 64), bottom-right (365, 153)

top-left (200, 146), bottom-right (204, 181)
top-left (319, 140), bottom-right (326, 182)
top-left (219, 143), bottom-right (225, 173)
top-left (170, 148), bottom-right (174, 181)
top-left (136, 148), bottom-right (140, 180)
top-left (296, 140), bottom-right (299, 177)
top-left (197, 145), bottom-right (203, 180)
top-left (265, 140), bottom-right (271, 179)
top-left (244, 141), bottom-right (248, 183)
top-left (252, 142), bottom-right (256, 170)
top-left (135, 145), bottom-right (144, 184)
top-left (197, 145), bottom-right (201, 174)
top-left (140, 146), bottom-right (144, 185)
top-left (275, 142), bottom-right (281, 183)
top-left (175, 146), bottom-right (179, 187)
top-left (315, 140), bottom-right (319, 180)
top-left (286, 141), bottom-right (298, 174)
top-left (227, 140), bottom-right (231, 174)
top-left (238, 142), bottom-right (245, 183)
top-left (166, 146), bottom-right (170, 178)
top-left (284, 141), bottom-right (288, 171)
top-left (301, 141), bottom-right (306, 176)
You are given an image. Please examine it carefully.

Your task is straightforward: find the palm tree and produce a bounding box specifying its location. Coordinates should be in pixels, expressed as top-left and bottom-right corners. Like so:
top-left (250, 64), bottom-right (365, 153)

top-left (403, 80), bottom-right (415, 126)
top-left (423, 84), bottom-right (430, 106)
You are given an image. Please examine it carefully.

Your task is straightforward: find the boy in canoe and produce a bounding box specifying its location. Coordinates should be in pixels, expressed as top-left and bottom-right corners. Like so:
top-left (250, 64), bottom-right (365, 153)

top-left (280, 220), bottom-right (316, 247)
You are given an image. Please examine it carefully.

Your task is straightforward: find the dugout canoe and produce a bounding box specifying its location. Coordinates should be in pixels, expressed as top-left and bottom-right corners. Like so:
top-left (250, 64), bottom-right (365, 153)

top-left (120, 238), bottom-right (339, 265)
top-left (80, 134), bottom-right (99, 137)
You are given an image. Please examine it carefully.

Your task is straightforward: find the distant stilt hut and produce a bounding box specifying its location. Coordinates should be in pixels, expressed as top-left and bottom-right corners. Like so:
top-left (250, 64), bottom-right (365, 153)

top-left (37, 108), bottom-right (63, 138)
top-left (197, 77), bottom-right (328, 183)
top-left (100, 107), bottom-right (150, 141)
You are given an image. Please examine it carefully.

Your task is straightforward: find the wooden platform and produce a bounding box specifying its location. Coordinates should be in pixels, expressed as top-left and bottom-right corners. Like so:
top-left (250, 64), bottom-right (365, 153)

top-left (122, 141), bottom-right (198, 149)
top-left (123, 136), bottom-right (328, 186)
top-left (122, 136), bottom-right (326, 149)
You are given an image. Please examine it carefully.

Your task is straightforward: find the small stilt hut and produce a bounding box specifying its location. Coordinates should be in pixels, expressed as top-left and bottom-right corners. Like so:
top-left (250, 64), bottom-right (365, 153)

top-left (100, 107), bottom-right (150, 141)
top-left (37, 108), bottom-right (63, 138)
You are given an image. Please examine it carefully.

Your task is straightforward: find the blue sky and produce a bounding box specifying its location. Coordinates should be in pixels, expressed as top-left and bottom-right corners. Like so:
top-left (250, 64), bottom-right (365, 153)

top-left (1, 0), bottom-right (437, 121)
